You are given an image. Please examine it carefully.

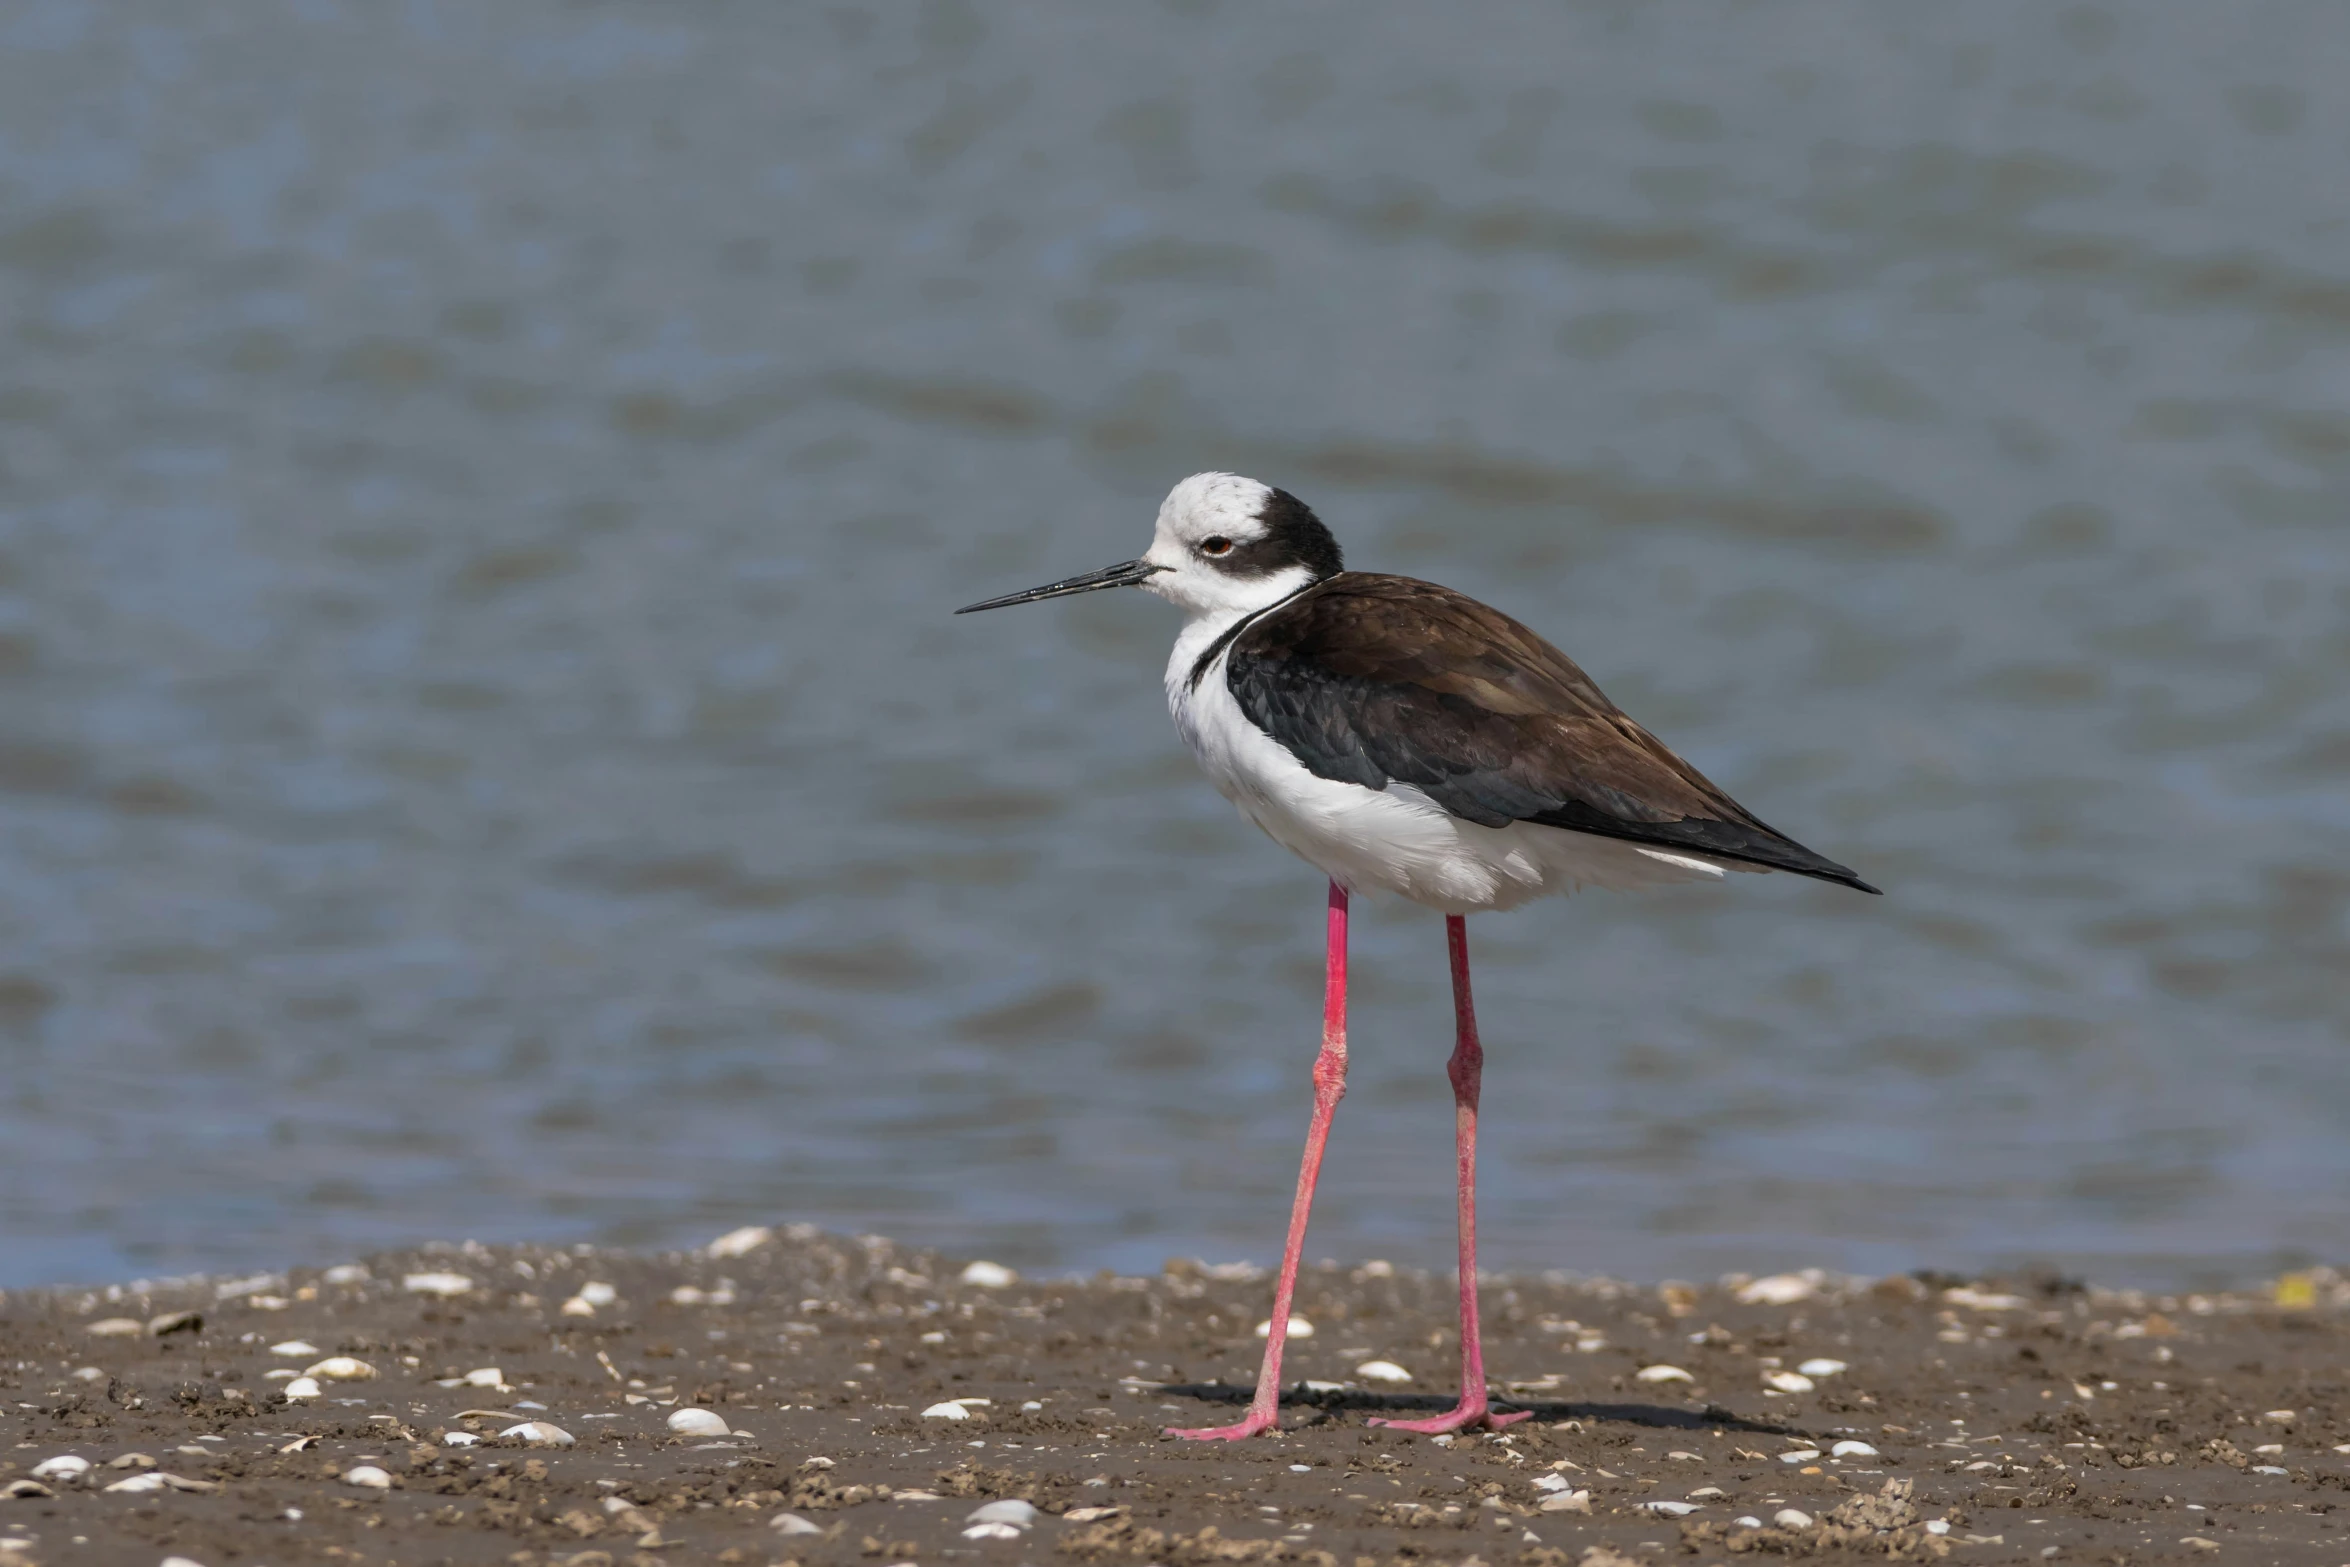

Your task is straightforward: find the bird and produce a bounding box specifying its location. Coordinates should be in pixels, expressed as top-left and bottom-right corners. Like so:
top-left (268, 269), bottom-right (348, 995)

top-left (957, 471), bottom-right (1878, 1441)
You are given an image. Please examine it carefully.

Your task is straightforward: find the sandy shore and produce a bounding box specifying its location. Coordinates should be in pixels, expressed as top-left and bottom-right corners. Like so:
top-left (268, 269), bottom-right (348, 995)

top-left (4, 1229), bottom-right (2347, 1567)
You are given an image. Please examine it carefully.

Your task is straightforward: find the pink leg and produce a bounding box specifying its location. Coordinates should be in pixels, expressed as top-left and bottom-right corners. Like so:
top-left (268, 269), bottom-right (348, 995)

top-left (1166, 881), bottom-right (1350, 1441)
top-left (1368, 915), bottom-right (1529, 1435)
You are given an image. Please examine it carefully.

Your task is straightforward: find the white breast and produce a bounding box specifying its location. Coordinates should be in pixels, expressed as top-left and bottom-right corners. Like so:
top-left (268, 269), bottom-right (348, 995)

top-left (1163, 623), bottom-right (1737, 914)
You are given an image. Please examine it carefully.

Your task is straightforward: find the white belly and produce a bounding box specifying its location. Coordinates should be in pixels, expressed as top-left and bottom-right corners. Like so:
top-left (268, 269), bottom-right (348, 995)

top-left (1165, 637), bottom-right (1739, 914)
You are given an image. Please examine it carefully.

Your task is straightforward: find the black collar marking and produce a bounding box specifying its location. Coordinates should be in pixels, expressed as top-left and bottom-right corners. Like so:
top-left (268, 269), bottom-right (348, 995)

top-left (1184, 578), bottom-right (1326, 694)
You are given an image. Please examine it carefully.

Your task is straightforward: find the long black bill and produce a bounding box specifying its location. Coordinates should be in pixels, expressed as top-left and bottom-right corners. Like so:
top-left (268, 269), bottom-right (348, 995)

top-left (955, 558), bottom-right (1167, 614)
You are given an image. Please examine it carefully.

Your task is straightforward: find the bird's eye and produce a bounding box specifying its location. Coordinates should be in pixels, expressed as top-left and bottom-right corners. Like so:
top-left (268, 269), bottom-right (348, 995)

top-left (1200, 536), bottom-right (1233, 556)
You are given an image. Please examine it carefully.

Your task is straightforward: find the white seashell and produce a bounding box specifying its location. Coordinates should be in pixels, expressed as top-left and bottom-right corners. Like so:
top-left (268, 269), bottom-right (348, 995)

top-left (967, 1499), bottom-right (1038, 1527)
top-left (305, 1357), bottom-right (376, 1381)
top-left (560, 1296), bottom-right (596, 1317)
top-left (1531, 1474), bottom-right (1570, 1492)
top-left (1254, 1315), bottom-right (1313, 1338)
top-left (666, 1408), bottom-right (730, 1436)
top-left (1734, 1515), bottom-right (1763, 1528)
top-left (1831, 1440), bottom-right (1878, 1458)
top-left (1924, 1520), bottom-right (1951, 1535)
top-left (1062, 1505), bottom-right (1125, 1522)
top-left (1020, 1400), bottom-right (1044, 1411)
top-left (69, 1366), bottom-right (106, 1381)
top-left (800, 1456), bottom-right (836, 1469)
top-left (160, 1558), bottom-right (208, 1567)
top-left (1736, 1273), bottom-right (1816, 1306)
top-left (1353, 1360), bottom-right (1412, 1384)
top-left (463, 1367), bottom-right (505, 1388)
top-left (1643, 1500), bottom-right (1700, 1516)
top-left (1636, 1365), bottom-right (1694, 1383)
top-left (1774, 1508), bottom-right (1815, 1528)
top-left (501, 1421), bottom-right (575, 1447)
top-left (922, 1401), bottom-right (972, 1420)
top-left (669, 1285), bottom-right (706, 1305)
top-left (1777, 1449), bottom-right (1822, 1464)
top-left (269, 1341), bottom-right (321, 1357)
top-left (85, 1318), bottom-right (144, 1337)
top-left (962, 1522), bottom-right (1023, 1540)
top-left (322, 1263), bottom-right (369, 1285)
top-left (2, 1479), bottom-right (53, 1498)
top-left (707, 1225), bottom-right (772, 1258)
top-left (30, 1455), bottom-right (89, 1482)
top-left (770, 1510), bottom-right (825, 1535)
top-left (1536, 1489), bottom-right (1591, 1513)
top-left (442, 1431), bottom-right (479, 1447)
top-left (577, 1281), bottom-right (618, 1306)
top-left (1763, 1371), bottom-right (1815, 1394)
top-left (1798, 1358), bottom-right (1848, 1377)
top-left (402, 1271), bottom-right (473, 1297)
top-left (2254, 1465), bottom-right (2289, 1475)
top-left (343, 1465), bottom-right (393, 1489)
top-left (960, 1260), bottom-right (1017, 1288)
top-left (103, 1472), bottom-right (169, 1493)
top-left (1689, 1486), bottom-right (1725, 1498)
top-left (282, 1377), bottom-right (323, 1399)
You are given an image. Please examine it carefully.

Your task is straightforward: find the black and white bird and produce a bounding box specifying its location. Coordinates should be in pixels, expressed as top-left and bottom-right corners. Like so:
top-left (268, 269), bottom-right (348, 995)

top-left (959, 471), bottom-right (1878, 1441)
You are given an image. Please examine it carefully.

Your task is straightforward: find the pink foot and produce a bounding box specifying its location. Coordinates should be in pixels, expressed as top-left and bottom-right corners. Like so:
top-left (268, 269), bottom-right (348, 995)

top-left (1366, 1399), bottom-right (1531, 1435)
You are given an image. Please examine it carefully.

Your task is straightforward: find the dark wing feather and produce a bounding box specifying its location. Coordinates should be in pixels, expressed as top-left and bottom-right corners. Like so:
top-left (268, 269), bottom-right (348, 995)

top-left (1224, 573), bottom-right (1880, 893)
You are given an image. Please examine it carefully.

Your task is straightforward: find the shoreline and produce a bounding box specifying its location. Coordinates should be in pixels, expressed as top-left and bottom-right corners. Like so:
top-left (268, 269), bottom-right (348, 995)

top-left (4, 1229), bottom-right (2347, 1566)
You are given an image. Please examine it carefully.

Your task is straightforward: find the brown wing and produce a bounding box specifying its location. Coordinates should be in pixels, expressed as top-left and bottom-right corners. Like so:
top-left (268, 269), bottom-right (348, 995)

top-left (1223, 573), bottom-right (1878, 892)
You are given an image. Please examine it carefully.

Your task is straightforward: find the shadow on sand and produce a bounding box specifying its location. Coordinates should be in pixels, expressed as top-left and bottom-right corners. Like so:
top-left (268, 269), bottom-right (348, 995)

top-left (1156, 1382), bottom-right (1803, 1436)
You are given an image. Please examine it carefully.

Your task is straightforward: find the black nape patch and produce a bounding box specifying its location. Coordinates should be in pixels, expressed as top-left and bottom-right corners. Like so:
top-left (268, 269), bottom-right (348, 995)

top-left (1257, 487), bottom-right (1344, 579)
top-left (1215, 487), bottom-right (1345, 581)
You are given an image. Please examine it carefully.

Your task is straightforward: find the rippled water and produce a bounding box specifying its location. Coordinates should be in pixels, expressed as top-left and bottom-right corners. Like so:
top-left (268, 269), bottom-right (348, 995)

top-left (2, 1), bottom-right (2347, 1289)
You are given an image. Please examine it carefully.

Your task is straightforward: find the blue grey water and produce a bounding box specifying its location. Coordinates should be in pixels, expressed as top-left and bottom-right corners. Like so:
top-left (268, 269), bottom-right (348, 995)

top-left (2, 1), bottom-right (2347, 1290)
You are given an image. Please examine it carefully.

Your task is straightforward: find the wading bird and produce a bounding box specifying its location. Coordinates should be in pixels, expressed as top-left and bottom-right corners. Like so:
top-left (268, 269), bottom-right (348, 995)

top-left (958, 472), bottom-right (1878, 1440)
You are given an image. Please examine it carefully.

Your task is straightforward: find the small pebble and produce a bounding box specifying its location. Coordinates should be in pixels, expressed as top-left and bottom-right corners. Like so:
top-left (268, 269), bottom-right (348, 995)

top-left (577, 1281), bottom-right (619, 1307)
top-left (1925, 1520), bottom-right (1951, 1536)
top-left (402, 1271), bottom-right (473, 1297)
top-left (1255, 1315), bottom-right (1313, 1338)
top-left (85, 1317), bottom-right (144, 1337)
top-left (1536, 1489), bottom-right (1591, 1514)
top-left (666, 1408), bottom-right (730, 1437)
top-left (1355, 1360), bottom-right (1412, 1383)
top-left (1831, 1440), bottom-right (1879, 1458)
top-left (322, 1263), bottom-right (369, 1284)
top-left (160, 1558), bottom-right (209, 1567)
top-left (1020, 1400), bottom-right (1044, 1411)
top-left (707, 1225), bottom-right (773, 1258)
top-left (1531, 1474), bottom-right (1569, 1493)
top-left (922, 1401), bottom-right (973, 1420)
top-left (1778, 1449), bottom-right (1822, 1464)
top-left (1798, 1358), bottom-right (1848, 1377)
top-left (770, 1511), bottom-right (824, 1535)
top-left (1737, 1273), bottom-right (1815, 1306)
top-left (1763, 1371), bottom-right (1815, 1394)
top-left (146, 1311), bottom-right (203, 1336)
top-left (343, 1465), bottom-right (393, 1490)
top-left (69, 1366), bottom-right (106, 1382)
top-left (305, 1357), bottom-right (376, 1381)
top-left (959, 1260), bottom-right (1017, 1288)
top-left (269, 1341), bottom-right (321, 1357)
top-left (1774, 1508), bottom-right (1815, 1529)
top-left (463, 1367), bottom-right (505, 1388)
top-left (30, 1456), bottom-right (90, 1481)
top-left (281, 1377), bottom-right (323, 1400)
top-left (1735, 1515), bottom-right (1763, 1528)
top-left (670, 1285), bottom-right (707, 1305)
top-left (560, 1297), bottom-right (597, 1317)
top-left (501, 1421), bottom-right (575, 1447)
top-left (962, 1522), bottom-right (1023, 1541)
top-left (442, 1432), bottom-right (479, 1447)
top-left (967, 1500), bottom-right (1038, 1527)
top-left (1635, 1365), bottom-right (1694, 1383)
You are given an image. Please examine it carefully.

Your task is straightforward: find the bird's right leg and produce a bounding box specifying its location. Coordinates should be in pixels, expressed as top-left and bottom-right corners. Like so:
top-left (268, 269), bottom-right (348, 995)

top-left (1165, 880), bottom-right (1350, 1441)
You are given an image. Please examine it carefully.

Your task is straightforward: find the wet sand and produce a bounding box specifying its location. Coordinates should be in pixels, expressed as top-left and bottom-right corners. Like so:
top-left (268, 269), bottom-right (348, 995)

top-left (4, 1229), bottom-right (2347, 1566)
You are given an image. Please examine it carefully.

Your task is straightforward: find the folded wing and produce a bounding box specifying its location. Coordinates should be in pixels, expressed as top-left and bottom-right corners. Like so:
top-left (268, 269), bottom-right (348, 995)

top-left (1223, 573), bottom-right (1880, 894)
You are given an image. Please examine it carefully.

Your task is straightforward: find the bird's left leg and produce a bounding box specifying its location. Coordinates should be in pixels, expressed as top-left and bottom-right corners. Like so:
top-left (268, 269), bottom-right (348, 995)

top-left (1367, 914), bottom-right (1529, 1435)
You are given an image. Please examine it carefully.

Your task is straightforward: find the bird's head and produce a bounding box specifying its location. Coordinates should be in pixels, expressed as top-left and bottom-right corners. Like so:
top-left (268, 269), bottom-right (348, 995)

top-left (956, 472), bottom-right (1343, 620)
